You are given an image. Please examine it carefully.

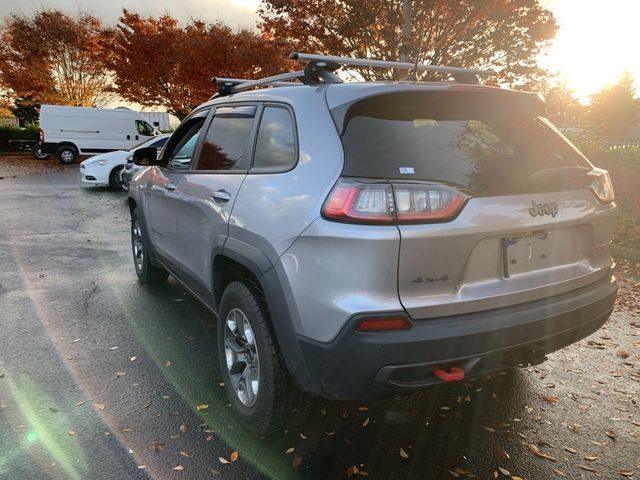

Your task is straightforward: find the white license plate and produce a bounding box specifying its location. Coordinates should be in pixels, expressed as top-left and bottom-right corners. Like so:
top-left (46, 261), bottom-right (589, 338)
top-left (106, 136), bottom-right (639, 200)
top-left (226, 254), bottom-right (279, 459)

top-left (503, 231), bottom-right (553, 277)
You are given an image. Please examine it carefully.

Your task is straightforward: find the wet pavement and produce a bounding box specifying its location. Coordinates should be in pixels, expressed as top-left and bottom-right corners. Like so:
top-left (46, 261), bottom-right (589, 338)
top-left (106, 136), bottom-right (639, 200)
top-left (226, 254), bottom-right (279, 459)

top-left (0, 160), bottom-right (638, 479)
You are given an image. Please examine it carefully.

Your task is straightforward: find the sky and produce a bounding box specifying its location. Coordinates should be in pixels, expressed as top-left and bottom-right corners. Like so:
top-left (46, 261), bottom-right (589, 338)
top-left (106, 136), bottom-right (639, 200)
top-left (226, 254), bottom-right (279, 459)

top-left (0, 0), bottom-right (638, 103)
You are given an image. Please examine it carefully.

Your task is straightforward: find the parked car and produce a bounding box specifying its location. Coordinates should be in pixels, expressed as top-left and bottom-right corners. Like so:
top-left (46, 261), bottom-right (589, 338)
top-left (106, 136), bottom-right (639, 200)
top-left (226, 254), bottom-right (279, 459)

top-left (39, 105), bottom-right (158, 164)
top-left (80, 134), bottom-right (170, 189)
top-left (127, 53), bottom-right (617, 436)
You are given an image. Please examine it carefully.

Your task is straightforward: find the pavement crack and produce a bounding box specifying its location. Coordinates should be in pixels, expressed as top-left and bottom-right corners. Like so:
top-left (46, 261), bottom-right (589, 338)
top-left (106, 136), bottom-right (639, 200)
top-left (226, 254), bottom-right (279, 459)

top-left (82, 280), bottom-right (99, 318)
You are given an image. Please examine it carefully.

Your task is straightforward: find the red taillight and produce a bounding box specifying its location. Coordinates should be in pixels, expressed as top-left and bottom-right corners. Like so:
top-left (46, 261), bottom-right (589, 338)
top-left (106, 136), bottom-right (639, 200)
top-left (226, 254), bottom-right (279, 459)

top-left (356, 315), bottom-right (411, 332)
top-left (322, 179), bottom-right (394, 224)
top-left (39, 128), bottom-right (44, 142)
top-left (322, 178), bottom-right (467, 225)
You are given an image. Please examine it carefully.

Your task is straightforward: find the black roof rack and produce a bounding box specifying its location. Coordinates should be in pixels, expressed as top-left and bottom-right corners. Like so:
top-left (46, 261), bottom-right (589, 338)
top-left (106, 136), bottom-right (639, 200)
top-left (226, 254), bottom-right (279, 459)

top-left (211, 52), bottom-right (497, 97)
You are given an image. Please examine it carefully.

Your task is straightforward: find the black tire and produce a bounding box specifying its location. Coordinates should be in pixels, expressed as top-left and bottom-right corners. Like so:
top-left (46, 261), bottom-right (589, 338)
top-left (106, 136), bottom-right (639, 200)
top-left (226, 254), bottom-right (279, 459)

top-left (32, 144), bottom-right (48, 160)
top-left (217, 281), bottom-right (310, 436)
top-left (109, 165), bottom-right (124, 190)
top-left (57, 145), bottom-right (78, 164)
top-left (130, 208), bottom-right (169, 284)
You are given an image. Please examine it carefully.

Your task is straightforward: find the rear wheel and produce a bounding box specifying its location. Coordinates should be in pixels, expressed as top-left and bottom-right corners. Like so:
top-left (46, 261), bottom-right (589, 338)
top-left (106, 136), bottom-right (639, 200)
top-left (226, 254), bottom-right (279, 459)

top-left (109, 165), bottom-right (124, 190)
top-left (57, 145), bottom-right (78, 164)
top-left (218, 280), bottom-right (311, 436)
top-left (130, 208), bottom-right (168, 284)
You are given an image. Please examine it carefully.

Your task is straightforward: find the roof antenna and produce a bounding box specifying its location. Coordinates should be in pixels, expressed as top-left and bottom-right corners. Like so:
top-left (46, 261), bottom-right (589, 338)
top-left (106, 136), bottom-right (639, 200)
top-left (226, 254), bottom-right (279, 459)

top-left (403, 26), bottom-right (426, 81)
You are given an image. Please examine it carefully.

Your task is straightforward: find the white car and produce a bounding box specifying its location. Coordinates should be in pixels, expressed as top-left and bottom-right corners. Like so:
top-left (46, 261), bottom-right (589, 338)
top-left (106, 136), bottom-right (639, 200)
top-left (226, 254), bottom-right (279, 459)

top-left (79, 134), bottom-right (170, 189)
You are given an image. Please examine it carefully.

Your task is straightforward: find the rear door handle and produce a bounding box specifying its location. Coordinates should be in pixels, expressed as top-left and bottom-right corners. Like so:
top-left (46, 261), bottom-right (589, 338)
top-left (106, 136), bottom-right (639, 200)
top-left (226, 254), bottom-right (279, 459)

top-left (211, 189), bottom-right (231, 202)
top-left (164, 182), bottom-right (176, 191)
top-left (126, 134), bottom-right (130, 140)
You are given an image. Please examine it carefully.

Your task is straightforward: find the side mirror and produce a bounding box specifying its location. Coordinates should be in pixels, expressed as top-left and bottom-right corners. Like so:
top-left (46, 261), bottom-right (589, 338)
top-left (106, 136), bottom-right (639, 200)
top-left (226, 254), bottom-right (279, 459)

top-left (132, 146), bottom-right (160, 166)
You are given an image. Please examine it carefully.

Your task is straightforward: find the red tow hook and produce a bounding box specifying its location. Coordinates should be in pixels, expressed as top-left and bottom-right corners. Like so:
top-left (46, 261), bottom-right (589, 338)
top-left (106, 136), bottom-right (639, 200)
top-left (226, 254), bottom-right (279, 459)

top-left (432, 366), bottom-right (465, 382)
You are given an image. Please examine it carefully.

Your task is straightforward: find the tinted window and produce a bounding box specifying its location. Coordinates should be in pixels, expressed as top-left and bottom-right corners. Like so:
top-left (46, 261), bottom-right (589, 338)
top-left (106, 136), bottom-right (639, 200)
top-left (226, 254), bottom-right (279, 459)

top-left (150, 137), bottom-right (168, 149)
top-left (136, 120), bottom-right (154, 136)
top-left (337, 91), bottom-right (591, 195)
top-left (167, 119), bottom-right (205, 170)
top-left (253, 107), bottom-right (296, 170)
top-left (197, 107), bottom-right (256, 171)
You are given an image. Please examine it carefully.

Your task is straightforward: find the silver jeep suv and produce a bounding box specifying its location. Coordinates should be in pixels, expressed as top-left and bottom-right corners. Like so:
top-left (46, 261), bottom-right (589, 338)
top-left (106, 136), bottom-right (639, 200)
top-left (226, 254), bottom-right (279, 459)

top-left (127, 53), bottom-right (617, 435)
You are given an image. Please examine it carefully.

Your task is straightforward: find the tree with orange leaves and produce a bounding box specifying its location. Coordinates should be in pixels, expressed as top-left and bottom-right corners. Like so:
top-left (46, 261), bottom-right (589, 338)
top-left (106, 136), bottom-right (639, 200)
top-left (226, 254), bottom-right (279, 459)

top-left (0, 9), bottom-right (115, 113)
top-left (107, 10), bottom-right (291, 120)
top-left (259, 0), bottom-right (558, 85)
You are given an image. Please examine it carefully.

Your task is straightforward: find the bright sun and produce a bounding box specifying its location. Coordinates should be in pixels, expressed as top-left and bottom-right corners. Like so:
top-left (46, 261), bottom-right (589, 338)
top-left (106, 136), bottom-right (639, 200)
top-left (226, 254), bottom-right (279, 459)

top-left (540, 0), bottom-right (640, 102)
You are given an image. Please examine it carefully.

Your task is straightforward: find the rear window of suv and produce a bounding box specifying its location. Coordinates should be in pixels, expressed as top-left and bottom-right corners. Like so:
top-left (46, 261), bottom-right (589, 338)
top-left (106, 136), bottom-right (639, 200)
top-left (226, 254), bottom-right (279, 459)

top-left (336, 91), bottom-right (592, 196)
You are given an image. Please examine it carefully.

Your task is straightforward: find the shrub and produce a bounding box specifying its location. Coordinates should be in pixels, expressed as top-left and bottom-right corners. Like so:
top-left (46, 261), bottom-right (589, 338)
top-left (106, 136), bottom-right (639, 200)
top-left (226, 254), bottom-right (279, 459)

top-left (0, 124), bottom-right (39, 152)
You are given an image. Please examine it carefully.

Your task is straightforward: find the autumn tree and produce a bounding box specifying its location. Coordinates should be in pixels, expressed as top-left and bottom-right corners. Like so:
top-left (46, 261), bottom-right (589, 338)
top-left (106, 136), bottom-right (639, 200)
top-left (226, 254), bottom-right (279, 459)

top-left (259, 0), bottom-right (557, 85)
top-left (107, 10), bottom-right (292, 120)
top-left (0, 10), bottom-right (115, 114)
top-left (538, 78), bottom-right (586, 127)
top-left (589, 70), bottom-right (638, 130)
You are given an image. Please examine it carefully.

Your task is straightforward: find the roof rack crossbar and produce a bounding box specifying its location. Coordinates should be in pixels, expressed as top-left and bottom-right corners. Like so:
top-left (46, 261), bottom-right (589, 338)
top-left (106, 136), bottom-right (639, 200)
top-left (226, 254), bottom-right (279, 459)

top-left (212, 71), bottom-right (308, 96)
top-left (213, 77), bottom-right (302, 88)
top-left (289, 52), bottom-right (497, 77)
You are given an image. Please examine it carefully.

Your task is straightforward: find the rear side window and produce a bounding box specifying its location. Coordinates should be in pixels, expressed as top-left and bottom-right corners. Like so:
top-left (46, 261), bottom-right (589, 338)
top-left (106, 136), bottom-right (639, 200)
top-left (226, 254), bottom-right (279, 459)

top-left (252, 107), bottom-right (296, 171)
top-left (197, 106), bottom-right (256, 171)
top-left (336, 91), bottom-right (591, 195)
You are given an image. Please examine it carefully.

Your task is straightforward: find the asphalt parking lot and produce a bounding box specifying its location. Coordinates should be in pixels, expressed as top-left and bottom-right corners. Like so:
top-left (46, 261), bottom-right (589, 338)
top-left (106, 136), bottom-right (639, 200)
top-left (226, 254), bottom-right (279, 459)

top-left (1, 158), bottom-right (639, 480)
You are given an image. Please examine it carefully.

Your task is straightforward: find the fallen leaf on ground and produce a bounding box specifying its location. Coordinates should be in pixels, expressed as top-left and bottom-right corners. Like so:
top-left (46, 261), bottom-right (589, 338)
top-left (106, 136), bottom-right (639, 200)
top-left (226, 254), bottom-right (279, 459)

top-left (121, 428), bottom-right (133, 433)
top-left (72, 338), bottom-right (80, 343)
top-left (346, 465), bottom-right (359, 478)
top-left (362, 417), bottom-right (370, 427)
top-left (179, 424), bottom-right (188, 434)
top-left (75, 401), bottom-right (85, 407)
top-left (400, 447), bottom-right (409, 459)
top-left (563, 446), bottom-right (577, 454)
top-left (152, 441), bottom-right (165, 451)
top-left (619, 469), bottom-right (634, 477)
top-left (93, 403), bottom-right (106, 411)
top-left (496, 447), bottom-right (510, 460)
top-left (526, 443), bottom-right (557, 461)
top-left (285, 447), bottom-right (294, 454)
top-left (196, 404), bottom-right (209, 411)
top-left (172, 465), bottom-right (184, 471)
top-left (498, 467), bottom-right (511, 476)
top-left (179, 450), bottom-right (192, 458)
top-left (219, 457), bottom-right (230, 464)
top-left (230, 451), bottom-right (238, 462)
top-left (115, 371), bottom-right (126, 378)
top-left (130, 356), bottom-right (137, 361)
top-left (67, 430), bottom-right (75, 436)
top-left (579, 465), bottom-right (596, 472)
top-left (583, 455), bottom-right (598, 461)
top-left (543, 395), bottom-right (559, 404)
top-left (482, 425), bottom-right (496, 433)
top-left (165, 360), bottom-right (172, 368)
top-left (617, 351), bottom-right (630, 359)
top-left (356, 406), bottom-right (368, 411)
top-left (292, 457), bottom-right (303, 468)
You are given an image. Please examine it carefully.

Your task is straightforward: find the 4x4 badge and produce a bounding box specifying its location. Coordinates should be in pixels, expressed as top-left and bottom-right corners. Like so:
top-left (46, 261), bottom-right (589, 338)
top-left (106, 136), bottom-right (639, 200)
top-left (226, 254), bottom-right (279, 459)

top-left (529, 200), bottom-right (558, 218)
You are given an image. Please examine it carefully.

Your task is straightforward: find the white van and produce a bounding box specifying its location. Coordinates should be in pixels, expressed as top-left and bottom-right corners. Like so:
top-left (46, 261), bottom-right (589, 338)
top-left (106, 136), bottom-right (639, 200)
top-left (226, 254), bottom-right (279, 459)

top-left (39, 105), bottom-right (157, 164)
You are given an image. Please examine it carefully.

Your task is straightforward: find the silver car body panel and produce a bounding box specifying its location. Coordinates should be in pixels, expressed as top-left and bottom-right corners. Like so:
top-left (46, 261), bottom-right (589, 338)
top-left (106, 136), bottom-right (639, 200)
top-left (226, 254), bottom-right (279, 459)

top-left (396, 189), bottom-right (615, 319)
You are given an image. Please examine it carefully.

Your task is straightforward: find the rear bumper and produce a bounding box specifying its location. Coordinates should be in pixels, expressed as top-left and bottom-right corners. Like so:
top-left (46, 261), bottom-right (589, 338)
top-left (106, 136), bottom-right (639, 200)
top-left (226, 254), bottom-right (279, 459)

top-left (294, 273), bottom-right (617, 400)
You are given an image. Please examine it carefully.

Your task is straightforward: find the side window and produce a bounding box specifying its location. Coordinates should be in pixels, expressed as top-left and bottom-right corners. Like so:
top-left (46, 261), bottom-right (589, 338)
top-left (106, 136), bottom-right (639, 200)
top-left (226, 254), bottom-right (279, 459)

top-left (253, 107), bottom-right (296, 171)
top-left (136, 120), bottom-right (154, 136)
top-left (197, 106), bottom-right (256, 171)
top-left (165, 117), bottom-right (207, 170)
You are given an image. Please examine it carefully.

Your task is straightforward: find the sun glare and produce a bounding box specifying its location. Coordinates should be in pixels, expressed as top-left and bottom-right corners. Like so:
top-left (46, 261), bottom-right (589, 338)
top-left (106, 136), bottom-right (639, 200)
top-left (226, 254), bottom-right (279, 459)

top-left (540, 0), bottom-right (640, 102)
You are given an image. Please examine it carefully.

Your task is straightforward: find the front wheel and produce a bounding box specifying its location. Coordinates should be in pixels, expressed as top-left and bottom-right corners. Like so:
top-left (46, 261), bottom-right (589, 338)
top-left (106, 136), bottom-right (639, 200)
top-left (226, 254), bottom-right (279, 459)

top-left (109, 165), bottom-right (124, 190)
top-left (130, 209), bottom-right (168, 284)
top-left (218, 281), bottom-right (310, 436)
